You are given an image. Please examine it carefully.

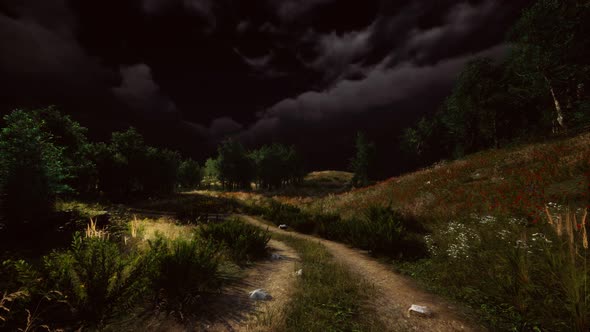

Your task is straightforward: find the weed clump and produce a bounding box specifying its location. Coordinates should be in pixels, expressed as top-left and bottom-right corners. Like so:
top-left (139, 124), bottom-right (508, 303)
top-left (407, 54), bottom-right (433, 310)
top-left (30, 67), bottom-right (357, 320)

top-left (199, 217), bottom-right (270, 264)
top-left (146, 235), bottom-right (225, 317)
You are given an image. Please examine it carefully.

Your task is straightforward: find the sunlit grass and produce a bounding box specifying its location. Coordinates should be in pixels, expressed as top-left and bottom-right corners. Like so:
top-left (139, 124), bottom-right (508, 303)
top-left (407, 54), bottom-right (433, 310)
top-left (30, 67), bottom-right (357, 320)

top-left (270, 233), bottom-right (385, 332)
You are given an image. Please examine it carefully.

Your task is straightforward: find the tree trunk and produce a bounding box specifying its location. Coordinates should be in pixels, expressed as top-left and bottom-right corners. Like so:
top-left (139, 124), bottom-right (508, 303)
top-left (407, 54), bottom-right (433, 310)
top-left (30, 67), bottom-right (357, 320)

top-left (544, 75), bottom-right (566, 131)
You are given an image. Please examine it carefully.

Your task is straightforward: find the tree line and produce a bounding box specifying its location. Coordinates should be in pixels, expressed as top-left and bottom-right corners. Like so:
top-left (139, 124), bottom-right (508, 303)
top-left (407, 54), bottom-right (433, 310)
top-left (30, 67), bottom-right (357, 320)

top-left (0, 107), bottom-right (309, 228)
top-left (401, 0), bottom-right (590, 168)
top-left (0, 107), bottom-right (202, 227)
top-left (204, 139), bottom-right (304, 190)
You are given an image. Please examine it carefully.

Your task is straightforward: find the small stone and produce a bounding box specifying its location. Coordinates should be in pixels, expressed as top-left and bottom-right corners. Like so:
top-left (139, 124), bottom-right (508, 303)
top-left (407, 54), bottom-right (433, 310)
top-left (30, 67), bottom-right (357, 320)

top-left (408, 304), bottom-right (432, 317)
top-left (295, 269), bottom-right (303, 276)
top-left (249, 289), bottom-right (271, 300)
top-left (271, 253), bottom-right (282, 260)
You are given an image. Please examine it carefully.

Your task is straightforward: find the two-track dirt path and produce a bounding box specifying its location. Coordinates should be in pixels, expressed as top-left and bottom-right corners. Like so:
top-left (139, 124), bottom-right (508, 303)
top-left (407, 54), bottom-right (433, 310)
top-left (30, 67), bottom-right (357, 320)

top-left (239, 215), bottom-right (485, 332)
top-left (200, 239), bottom-right (300, 332)
top-left (142, 236), bottom-right (299, 332)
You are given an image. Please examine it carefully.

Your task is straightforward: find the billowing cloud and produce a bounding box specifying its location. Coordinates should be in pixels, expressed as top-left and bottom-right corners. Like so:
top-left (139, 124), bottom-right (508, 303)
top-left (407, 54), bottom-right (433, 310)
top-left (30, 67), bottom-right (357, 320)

top-left (0, 2), bottom-right (116, 102)
top-left (184, 116), bottom-right (244, 141)
top-left (113, 64), bottom-right (176, 113)
top-left (241, 44), bottom-right (508, 140)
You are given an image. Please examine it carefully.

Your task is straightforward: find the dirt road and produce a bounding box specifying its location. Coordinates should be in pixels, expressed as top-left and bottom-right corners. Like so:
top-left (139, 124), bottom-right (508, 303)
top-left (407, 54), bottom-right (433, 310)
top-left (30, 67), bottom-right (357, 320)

top-left (239, 215), bottom-right (485, 332)
top-left (144, 239), bottom-right (300, 332)
top-left (202, 239), bottom-right (300, 331)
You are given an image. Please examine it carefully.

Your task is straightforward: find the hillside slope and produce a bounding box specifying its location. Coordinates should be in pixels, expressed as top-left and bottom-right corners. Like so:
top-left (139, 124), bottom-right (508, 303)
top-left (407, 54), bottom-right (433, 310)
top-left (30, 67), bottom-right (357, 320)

top-left (309, 133), bottom-right (590, 221)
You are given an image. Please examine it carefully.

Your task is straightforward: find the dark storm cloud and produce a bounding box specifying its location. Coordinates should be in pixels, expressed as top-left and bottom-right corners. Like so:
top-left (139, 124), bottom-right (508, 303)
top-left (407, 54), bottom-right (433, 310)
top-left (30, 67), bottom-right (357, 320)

top-left (0, 0), bottom-right (117, 102)
top-left (230, 0), bottom-right (532, 143)
top-left (113, 64), bottom-right (177, 114)
top-left (142, 0), bottom-right (216, 32)
top-left (240, 44), bottom-right (508, 143)
top-left (270, 0), bottom-right (338, 22)
top-left (1, 0), bottom-right (533, 168)
top-left (183, 117), bottom-right (244, 143)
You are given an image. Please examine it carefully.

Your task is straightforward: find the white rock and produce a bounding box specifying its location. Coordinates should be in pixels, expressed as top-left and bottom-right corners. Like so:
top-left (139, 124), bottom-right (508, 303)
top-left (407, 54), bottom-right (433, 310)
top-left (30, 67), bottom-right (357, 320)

top-left (249, 289), bottom-right (271, 300)
top-left (271, 253), bottom-right (283, 260)
top-left (295, 269), bottom-right (303, 276)
top-left (408, 304), bottom-right (432, 317)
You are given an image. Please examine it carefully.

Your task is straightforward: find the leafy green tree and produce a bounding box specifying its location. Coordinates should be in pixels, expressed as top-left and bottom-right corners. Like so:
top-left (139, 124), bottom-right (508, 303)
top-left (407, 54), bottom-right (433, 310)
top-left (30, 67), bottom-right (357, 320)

top-left (510, 0), bottom-right (590, 132)
top-left (216, 139), bottom-right (254, 190)
top-left (250, 144), bottom-right (304, 190)
top-left (93, 127), bottom-right (182, 198)
top-left (35, 107), bottom-right (95, 194)
top-left (142, 147), bottom-right (180, 195)
top-left (350, 132), bottom-right (375, 187)
top-left (0, 110), bottom-right (69, 225)
top-left (178, 159), bottom-right (202, 190)
top-left (441, 58), bottom-right (511, 156)
top-left (94, 128), bottom-right (148, 198)
top-left (203, 158), bottom-right (220, 187)
top-left (400, 115), bottom-right (450, 168)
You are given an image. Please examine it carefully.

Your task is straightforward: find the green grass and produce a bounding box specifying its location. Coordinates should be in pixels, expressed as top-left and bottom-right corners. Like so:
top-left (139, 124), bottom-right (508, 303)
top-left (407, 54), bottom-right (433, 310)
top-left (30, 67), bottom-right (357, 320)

top-left (199, 217), bottom-right (271, 265)
top-left (271, 233), bottom-right (385, 332)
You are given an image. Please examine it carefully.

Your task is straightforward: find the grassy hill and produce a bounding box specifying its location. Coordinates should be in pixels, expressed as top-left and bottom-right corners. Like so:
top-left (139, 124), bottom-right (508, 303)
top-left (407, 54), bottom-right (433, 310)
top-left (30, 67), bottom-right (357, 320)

top-left (307, 133), bottom-right (590, 222)
top-left (234, 133), bottom-right (590, 331)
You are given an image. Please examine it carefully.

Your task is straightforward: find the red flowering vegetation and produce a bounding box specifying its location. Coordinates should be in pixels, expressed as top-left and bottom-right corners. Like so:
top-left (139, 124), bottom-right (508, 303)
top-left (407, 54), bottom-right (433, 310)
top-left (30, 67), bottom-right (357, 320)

top-left (312, 133), bottom-right (590, 221)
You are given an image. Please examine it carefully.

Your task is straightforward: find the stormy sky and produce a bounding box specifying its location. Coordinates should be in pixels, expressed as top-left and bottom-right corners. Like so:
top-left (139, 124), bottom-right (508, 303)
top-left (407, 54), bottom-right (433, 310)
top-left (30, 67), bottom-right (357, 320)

top-left (0, 0), bottom-right (533, 176)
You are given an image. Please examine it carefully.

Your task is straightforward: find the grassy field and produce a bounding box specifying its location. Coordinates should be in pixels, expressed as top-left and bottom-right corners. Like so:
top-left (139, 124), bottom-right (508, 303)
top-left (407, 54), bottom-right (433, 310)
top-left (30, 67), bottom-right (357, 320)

top-left (308, 133), bottom-right (590, 221)
top-left (198, 132), bottom-right (590, 331)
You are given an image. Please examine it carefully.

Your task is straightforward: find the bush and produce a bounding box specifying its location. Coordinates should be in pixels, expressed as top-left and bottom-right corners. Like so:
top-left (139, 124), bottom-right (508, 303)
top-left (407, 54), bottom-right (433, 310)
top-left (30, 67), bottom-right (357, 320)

top-left (199, 218), bottom-right (270, 264)
top-left (146, 236), bottom-right (224, 315)
top-left (42, 235), bottom-right (148, 326)
top-left (262, 201), bottom-right (315, 234)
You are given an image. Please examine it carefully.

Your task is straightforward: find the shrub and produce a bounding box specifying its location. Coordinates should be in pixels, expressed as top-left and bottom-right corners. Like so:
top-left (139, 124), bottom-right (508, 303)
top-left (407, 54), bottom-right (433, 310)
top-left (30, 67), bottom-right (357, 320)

top-left (42, 234), bottom-right (148, 326)
top-left (262, 201), bottom-right (315, 234)
top-left (146, 236), bottom-right (224, 315)
top-left (199, 217), bottom-right (270, 264)
top-left (319, 206), bottom-right (413, 258)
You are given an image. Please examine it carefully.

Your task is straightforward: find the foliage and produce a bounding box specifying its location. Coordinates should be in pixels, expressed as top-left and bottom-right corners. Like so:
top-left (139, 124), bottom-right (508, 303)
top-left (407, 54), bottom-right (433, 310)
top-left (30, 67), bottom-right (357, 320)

top-left (143, 147), bottom-right (181, 195)
top-left (199, 217), bottom-right (270, 264)
top-left (261, 201), bottom-right (316, 234)
top-left (350, 132), bottom-right (375, 187)
top-left (321, 205), bottom-right (419, 258)
top-left (0, 110), bottom-right (69, 225)
top-left (35, 107), bottom-right (96, 195)
top-left (215, 139), bottom-right (254, 190)
top-left (177, 159), bottom-right (202, 190)
top-left (145, 235), bottom-right (224, 315)
top-left (250, 143), bottom-right (304, 190)
top-left (442, 58), bottom-right (507, 155)
top-left (42, 234), bottom-right (148, 326)
top-left (510, 0), bottom-right (590, 131)
top-left (397, 207), bottom-right (590, 331)
top-left (401, 1), bottom-right (590, 164)
top-left (92, 127), bottom-right (183, 198)
top-left (257, 200), bottom-right (424, 259)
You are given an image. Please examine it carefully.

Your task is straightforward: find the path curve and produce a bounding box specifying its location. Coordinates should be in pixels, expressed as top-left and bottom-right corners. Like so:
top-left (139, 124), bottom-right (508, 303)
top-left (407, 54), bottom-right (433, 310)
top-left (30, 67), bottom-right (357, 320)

top-left (144, 239), bottom-right (300, 332)
top-left (239, 215), bottom-right (485, 332)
